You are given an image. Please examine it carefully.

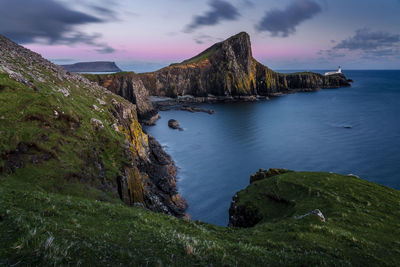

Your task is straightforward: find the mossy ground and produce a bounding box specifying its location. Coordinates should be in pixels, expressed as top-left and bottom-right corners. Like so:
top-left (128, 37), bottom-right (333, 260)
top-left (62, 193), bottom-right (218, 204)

top-left (0, 71), bottom-right (130, 201)
top-left (1, 168), bottom-right (399, 266)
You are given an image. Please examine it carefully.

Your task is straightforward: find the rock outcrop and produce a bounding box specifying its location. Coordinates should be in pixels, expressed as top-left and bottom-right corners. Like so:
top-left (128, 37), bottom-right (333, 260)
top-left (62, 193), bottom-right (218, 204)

top-left (295, 209), bottom-right (326, 222)
top-left (0, 34), bottom-right (185, 217)
top-left (61, 61), bottom-right (122, 73)
top-left (86, 72), bottom-right (159, 125)
top-left (168, 119), bottom-right (182, 130)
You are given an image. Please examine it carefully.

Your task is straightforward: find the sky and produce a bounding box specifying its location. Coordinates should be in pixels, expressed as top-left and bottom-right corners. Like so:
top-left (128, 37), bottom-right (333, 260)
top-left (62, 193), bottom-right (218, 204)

top-left (1, 0), bottom-right (400, 71)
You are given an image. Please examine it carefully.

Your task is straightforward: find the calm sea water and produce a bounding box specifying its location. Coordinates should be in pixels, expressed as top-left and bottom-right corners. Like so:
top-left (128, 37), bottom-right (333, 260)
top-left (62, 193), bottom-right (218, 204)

top-left (145, 70), bottom-right (400, 226)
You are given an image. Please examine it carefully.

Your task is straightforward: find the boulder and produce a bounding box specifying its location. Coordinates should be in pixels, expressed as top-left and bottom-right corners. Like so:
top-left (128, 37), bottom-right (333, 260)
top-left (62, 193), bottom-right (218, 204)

top-left (168, 119), bottom-right (182, 131)
top-left (295, 209), bottom-right (326, 222)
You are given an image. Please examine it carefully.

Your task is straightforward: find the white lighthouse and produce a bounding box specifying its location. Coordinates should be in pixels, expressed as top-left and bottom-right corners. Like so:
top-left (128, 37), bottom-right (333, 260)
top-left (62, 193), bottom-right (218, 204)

top-left (325, 66), bottom-right (342, 76)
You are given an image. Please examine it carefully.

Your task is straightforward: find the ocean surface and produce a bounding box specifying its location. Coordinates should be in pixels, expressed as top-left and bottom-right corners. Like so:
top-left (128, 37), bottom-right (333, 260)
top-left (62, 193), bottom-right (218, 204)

top-left (144, 70), bottom-right (400, 226)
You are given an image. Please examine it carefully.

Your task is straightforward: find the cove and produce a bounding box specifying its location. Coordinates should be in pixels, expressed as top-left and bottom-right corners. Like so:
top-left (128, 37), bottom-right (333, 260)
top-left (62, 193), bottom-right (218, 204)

top-left (145, 70), bottom-right (400, 226)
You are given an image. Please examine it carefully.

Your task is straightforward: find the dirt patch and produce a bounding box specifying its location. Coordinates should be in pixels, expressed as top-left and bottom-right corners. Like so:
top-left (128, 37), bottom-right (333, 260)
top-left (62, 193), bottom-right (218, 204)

top-left (1, 142), bottom-right (57, 174)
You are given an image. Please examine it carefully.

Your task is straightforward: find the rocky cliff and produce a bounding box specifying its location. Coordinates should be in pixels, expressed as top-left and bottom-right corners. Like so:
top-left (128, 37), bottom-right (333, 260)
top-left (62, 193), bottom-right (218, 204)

top-left (136, 32), bottom-right (351, 97)
top-left (62, 61), bottom-right (122, 73)
top-left (0, 35), bottom-right (185, 217)
top-left (85, 72), bottom-right (159, 125)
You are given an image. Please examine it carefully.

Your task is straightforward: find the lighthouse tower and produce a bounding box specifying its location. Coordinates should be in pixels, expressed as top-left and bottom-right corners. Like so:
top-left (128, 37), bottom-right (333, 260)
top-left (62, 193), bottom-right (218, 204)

top-left (325, 66), bottom-right (342, 76)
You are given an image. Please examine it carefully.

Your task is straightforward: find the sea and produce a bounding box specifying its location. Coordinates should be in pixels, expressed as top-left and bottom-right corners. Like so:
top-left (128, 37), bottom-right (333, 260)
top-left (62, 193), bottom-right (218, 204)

top-left (144, 70), bottom-right (400, 226)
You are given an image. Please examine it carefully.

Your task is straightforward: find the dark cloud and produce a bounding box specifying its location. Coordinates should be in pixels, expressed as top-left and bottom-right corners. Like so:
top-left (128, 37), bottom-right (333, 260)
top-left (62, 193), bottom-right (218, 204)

top-left (318, 49), bottom-right (346, 58)
top-left (256, 0), bottom-right (322, 37)
top-left (333, 28), bottom-right (400, 51)
top-left (185, 0), bottom-right (240, 33)
top-left (91, 5), bottom-right (116, 17)
top-left (319, 28), bottom-right (400, 61)
top-left (0, 0), bottom-right (115, 53)
top-left (193, 34), bottom-right (223, 44)
top-left (95, 46), bottom-right (116, 54)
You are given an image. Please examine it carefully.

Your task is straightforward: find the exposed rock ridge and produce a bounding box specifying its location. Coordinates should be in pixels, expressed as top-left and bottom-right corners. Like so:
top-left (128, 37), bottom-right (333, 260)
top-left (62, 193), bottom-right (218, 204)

top-left (0, 34), bottom-right (185, 217)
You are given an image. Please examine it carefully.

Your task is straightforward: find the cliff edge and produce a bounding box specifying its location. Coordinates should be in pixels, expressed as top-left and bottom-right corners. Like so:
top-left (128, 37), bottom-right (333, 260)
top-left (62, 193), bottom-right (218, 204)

top-left (0, 35), bottom-right (186, 217)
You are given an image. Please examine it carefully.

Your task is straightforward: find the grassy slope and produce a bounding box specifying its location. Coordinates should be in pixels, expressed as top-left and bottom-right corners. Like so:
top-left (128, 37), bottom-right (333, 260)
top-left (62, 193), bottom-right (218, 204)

top-left (170, 45), bottom-right (218, 67)
top-left (1, 168), bottom-right (399, 266)
top-left (0, 70), bottom-right (131, 201)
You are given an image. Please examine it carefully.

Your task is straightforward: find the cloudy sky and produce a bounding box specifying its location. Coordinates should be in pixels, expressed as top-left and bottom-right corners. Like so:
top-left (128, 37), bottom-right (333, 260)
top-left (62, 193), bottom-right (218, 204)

top-left (1, 0), bottom-right (400, 71)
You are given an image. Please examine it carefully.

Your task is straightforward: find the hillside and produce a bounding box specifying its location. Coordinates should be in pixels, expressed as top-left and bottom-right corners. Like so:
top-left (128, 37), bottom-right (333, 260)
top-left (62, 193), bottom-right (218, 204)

top-left (1, 169), bottom-right (400, 265)
top-left (61, 61), bottom-right (122, 73)
top-left (0, 34), bottom-right (186, 218)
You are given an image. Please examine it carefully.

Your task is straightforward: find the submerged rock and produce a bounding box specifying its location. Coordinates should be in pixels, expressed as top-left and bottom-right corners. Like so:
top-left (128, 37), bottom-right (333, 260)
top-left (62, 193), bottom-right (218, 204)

top-left (180, 105), bottom-right (216, 114)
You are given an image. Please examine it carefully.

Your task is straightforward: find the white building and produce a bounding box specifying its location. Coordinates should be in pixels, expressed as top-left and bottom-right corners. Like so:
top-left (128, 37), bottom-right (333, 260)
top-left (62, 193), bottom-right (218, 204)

top-left (325, 66), bottom-right (342, 76)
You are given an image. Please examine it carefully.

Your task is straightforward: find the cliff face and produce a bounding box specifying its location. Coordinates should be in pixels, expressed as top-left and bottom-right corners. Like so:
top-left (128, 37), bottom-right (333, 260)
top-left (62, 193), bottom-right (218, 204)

top-left (61, 61), bottom-right (122, 73)
top-left (0, 35), bottom-right (185, 217)
top-left (136, 32), bottom-right (351, 97)
top-left (85, 72), bottom-right (159, 125)
top-left (138, 32), bottom-right (258, 97)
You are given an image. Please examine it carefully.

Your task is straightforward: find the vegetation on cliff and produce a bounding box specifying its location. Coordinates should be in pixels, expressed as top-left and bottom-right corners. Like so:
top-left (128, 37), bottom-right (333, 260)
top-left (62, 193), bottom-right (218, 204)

top-left (0, 34), bottom-right (185, 218)
top-left (84, 72), bottom-right (158, 125)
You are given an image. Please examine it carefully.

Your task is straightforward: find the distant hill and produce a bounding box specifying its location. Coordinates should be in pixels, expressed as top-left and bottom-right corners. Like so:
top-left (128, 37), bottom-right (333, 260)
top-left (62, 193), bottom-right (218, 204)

top-left (61, 61), bottom-right (122, 73)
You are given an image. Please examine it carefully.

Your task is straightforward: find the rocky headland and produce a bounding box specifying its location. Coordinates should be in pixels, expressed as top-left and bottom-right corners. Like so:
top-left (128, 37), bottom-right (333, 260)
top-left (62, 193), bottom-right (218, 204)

top-left (86, 32), bottom-right (352, 120)
top-left (137, 32), bottom-right (351, 98)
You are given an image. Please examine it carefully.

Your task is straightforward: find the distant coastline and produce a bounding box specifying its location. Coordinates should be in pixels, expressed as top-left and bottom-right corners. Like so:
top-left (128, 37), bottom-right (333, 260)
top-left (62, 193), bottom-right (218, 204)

top-left (61, 61), bottom-right (122, 73)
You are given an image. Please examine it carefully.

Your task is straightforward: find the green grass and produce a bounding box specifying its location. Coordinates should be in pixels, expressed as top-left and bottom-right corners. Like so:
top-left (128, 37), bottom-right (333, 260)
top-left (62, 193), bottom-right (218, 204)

top-left (170, 45), bottom-right (218, 66)
top-left (0, 69), bottom-right (129, 201)
top-left (1, 170), bottom-right (399, 266)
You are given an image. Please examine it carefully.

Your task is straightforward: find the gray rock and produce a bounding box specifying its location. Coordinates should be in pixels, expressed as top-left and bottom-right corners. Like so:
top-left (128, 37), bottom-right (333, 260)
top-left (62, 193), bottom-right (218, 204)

top-left (168, 119), bottom-right (182, 131)
top-left (295, 209), bottom-right (326, 222)
top-left (57, 88), bottom-right (70, 97)
top-left (90, 118), bottom-right (104, 131)
top-left (97, 98), bottom-right (106, 106)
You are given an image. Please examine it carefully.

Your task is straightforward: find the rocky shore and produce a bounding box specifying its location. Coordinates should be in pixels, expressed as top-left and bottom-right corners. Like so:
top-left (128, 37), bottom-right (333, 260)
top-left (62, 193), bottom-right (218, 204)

top-left (85, 32), bottom-right (352, 125)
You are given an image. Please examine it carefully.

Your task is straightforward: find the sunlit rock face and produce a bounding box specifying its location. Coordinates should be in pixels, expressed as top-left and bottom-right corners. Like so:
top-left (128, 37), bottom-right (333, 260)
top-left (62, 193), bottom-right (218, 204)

top-left (136, 32), bottom-right (351, 98)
